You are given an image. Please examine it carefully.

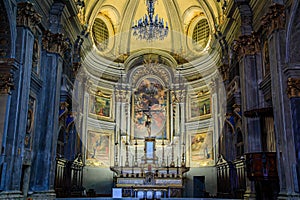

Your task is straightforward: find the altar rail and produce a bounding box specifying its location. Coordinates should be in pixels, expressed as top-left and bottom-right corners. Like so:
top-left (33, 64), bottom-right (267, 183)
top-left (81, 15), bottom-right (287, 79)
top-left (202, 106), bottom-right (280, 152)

top-left (55, 157), bottom-right (84, 197)
top-left (216, 158), bottom-right (246, 198)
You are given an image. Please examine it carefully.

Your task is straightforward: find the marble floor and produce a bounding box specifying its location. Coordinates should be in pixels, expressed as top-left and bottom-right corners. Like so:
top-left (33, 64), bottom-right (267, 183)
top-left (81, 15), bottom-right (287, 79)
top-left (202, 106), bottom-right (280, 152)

top-left (56, 198), bottom-right (241, 200)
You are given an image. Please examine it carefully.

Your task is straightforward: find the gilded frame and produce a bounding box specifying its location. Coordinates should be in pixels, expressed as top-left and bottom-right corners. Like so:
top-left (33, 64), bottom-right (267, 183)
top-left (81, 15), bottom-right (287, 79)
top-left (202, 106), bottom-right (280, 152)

top-left (187, 93), bottom-right (211, 121)
top-left (89, 90), bottom-right (113, 121)
top-left (86, 130), bottom-right (111, 167)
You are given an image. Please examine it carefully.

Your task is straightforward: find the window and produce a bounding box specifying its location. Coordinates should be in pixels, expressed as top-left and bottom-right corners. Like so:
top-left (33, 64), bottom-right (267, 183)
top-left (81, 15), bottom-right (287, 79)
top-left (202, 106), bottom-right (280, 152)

top-left (92, 18), bottom-right (109, 51)
top-left (192, 19), bottom-right (209, 49)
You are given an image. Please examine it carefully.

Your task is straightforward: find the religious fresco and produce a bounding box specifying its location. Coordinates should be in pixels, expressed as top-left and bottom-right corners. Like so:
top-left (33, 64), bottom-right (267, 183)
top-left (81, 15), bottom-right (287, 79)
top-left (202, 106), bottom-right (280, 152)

top-left (133, 77), bottom-right (167, 139)
top-left (189, 94), bottom-right (211, 121)
top-left (89, 90), bottom-right (112, 120)
top-left (86, 131), bottom-right (110, 167)
top-left (191, 132), bottom-right (214, 166)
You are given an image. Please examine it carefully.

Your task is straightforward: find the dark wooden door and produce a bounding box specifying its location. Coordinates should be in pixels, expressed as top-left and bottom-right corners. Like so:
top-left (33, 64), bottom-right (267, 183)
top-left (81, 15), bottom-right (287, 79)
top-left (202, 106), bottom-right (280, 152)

top-left (193, 176), bottom-right (205, 198)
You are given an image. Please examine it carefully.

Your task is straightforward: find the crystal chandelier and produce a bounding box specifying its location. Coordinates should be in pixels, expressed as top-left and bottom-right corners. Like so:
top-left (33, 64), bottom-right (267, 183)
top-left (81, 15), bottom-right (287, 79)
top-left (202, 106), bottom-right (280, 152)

top-left (132, 0), bottom-right (169, 42)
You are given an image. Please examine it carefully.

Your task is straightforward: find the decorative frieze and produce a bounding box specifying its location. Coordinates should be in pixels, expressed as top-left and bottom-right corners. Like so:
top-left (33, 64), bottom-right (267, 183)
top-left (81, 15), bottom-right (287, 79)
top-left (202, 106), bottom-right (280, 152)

top-left (42, 30), bottom-right (66, 55)
top-left (287, 77), bottom-right (300, 98)
top-left (0, 58), bottom-right (18, 94)
top-left (17, 2), bottom-right (41, 30)
top-left (233, 33), bottom-right (260, 57)
top-left (261, 4), bottom-right (285, 35)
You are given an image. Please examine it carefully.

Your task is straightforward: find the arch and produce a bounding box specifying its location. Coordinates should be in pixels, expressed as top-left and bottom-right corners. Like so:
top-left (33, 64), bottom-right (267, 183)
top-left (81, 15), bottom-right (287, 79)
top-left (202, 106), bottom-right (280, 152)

top-left (100, 5), bottom-right (121, 26)
top-left (124, 49), bottom-right (178, 71)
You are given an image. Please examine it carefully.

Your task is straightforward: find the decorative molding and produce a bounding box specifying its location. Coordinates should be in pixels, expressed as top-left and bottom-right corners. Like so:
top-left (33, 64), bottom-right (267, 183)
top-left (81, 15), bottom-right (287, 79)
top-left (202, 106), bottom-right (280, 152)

top-left (218, 64), bottom-right (229, 82)
top-left (42, 30), bottom-right (66, 55)
top-left (244, 107), bottom-right (273, 118)
top-left (16, 2), bottom-right (42, 30)
top-left (233, 33), bottom-right (260, 57)
top-left (261, 3), bottom-right (285, 35)
top-left (115, 88), bottom-right (129, 103)
top-left (0, 58), bottom-right (18, 94)
top-left (287, 77), bottom-right (300, 98)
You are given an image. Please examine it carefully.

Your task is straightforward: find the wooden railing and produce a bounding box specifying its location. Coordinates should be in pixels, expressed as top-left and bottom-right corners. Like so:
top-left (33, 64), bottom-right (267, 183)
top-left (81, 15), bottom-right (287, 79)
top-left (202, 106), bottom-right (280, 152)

top-left (55, 157), bottom-right (84, 197)
top-left (216, 156), bottom-right (246, 198)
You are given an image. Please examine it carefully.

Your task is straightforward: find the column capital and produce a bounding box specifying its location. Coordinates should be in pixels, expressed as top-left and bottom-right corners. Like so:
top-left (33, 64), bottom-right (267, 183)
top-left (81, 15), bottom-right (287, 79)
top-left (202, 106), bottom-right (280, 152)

top-left (287, 77), bottom-right (300, 98)
top-left (42, 30), bottom-right (66, 56)
top-left (0, 58), bottom-right (18, 94)
top-left (233, 33), bottom-right (261, 57)
top-left (261, 3), bottom-right (285, 35)
top-left (16, 2), bottom-right (41, 31)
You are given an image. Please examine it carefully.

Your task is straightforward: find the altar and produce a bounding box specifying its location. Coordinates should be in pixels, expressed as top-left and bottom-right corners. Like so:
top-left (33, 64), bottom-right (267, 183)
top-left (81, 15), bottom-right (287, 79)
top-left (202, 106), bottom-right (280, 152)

top-left (110, 137), bottom-right (190, 198)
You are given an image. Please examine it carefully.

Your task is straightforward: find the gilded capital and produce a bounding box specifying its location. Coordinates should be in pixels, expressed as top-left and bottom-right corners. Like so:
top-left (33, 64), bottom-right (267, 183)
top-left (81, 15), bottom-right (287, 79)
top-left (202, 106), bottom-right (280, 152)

top-left (42, 30), bottom-right (66, 55)
top-left (17, 2), bottom-right (41, 30)
top-left (234, 33), bottom-right (261, 56)
top-left (261, 3), bottom-right (285, 35)
top-left (287, 77), bottom-right (300, 98)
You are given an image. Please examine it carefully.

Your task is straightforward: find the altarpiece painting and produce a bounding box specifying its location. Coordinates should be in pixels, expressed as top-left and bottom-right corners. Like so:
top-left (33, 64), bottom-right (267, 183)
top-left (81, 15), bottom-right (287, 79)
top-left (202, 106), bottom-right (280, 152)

top-left (132, 77), bottom-right (168, 140)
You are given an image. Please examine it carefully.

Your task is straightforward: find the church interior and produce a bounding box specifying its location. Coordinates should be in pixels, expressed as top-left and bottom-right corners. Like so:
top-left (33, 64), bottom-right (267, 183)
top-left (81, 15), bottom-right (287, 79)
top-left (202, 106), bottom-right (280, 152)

top-left (0, 0), bottom-right (300, 199)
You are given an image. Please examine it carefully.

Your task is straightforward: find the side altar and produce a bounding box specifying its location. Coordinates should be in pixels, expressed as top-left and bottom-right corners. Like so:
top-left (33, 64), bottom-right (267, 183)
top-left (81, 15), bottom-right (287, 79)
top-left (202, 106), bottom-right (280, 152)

top-left (110, 137), bottom-right (190, 198)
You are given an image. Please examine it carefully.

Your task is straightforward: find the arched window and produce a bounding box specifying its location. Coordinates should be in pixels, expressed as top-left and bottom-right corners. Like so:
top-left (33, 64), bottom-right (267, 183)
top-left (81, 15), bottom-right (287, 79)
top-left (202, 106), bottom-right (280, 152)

top-left (92, 18), bottom-right (109, 51)
top-left (192, 19), bottom-right (209, 49)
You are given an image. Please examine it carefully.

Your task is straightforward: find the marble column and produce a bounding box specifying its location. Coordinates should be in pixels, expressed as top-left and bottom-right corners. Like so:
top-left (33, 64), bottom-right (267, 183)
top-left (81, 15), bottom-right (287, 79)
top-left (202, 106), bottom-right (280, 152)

top-left (234, 33), bottom-right (262, 199)
top-left (262, 4), bottom-right (300, 199)
top-left (0, 59), bottom-right (18, 194)
top-left (0, 2), bottom-right (40, 199)
top-left (28, 30), bottom-right (65, 200)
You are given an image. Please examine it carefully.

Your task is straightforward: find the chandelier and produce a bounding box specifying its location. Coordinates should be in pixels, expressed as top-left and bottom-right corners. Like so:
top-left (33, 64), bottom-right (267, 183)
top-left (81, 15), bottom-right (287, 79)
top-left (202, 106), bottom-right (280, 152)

top-left (132, 0), bottom-right (169, 42)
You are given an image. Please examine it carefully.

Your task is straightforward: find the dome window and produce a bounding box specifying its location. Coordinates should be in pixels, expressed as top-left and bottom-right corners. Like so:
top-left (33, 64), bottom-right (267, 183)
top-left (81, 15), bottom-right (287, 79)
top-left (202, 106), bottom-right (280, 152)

top-left (192, 19), bottom-right (209, 49)
top-left (92, 18), bottom-right (109, 51)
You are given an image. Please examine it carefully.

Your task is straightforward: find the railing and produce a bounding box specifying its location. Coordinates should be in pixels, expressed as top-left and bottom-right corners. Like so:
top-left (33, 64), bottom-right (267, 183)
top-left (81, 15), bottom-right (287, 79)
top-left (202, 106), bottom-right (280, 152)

top-left (55, 157), bottom-right (84, 197)
top-left (216, 158), bottom-right (246, 198)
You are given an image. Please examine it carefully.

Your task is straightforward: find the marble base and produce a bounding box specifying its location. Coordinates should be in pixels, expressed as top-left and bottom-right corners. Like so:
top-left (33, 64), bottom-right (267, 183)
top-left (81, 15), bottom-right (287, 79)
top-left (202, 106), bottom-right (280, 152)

top-left (28, 190), bottom-right (56, 200)
top-left (277, 192), bottom-right (300, 200)
top-left (0, 190), bottom-right (23, 199)
top-left (243, 191), bottom-right (256, 200)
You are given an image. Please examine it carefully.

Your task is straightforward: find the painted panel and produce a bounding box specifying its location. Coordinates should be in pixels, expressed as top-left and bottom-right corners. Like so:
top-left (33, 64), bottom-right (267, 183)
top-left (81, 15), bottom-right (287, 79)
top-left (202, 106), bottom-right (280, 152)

top-left (189, 93), bottom-right (211, 121)
top-left (133, 77), bottom-right (167, 139)
top-left (86, 131), bottom-right (110, 167)
top-left (190, 132), bottom-right (214, 166)
top-left (89, 90), bottom-right (112, 120)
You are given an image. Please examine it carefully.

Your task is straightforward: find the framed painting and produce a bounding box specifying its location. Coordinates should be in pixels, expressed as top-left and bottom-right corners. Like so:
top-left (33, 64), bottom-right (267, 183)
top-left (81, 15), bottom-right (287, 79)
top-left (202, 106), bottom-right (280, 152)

top-left (188, 93), bottom-right (211, 121)
top-left (190, 132), bottom-right (214, 166)
top-left (89, 90), bottom-right (112, 121)
top-left (86, 131), bottom-right (110, 167)
top-left (132, 77), bottom-right (168, 140)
